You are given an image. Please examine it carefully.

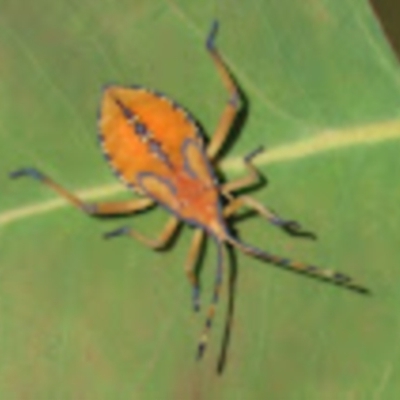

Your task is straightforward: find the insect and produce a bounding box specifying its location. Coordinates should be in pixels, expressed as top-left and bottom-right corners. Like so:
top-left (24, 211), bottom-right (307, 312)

top-left (11, 21), bottom-right (367, 362)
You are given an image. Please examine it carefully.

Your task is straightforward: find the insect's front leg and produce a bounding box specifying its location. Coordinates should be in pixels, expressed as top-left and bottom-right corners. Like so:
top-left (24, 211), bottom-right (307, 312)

top-left (10, 167), bottom-right (154, 216)
top-left (205, 21), bottom-right (241, 161)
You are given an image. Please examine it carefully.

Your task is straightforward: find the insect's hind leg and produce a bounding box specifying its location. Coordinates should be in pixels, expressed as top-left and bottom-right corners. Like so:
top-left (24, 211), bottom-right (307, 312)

top-left (205, 21), bottom-right (241, 161)
top-left (185, 229), bottom-right (205, 312)
top-left (10, 167), bottom-right (154, 215)
top-left (224, 202), bottom-right (368, 293)
top-left (104, 216), bottom-right (180, 250)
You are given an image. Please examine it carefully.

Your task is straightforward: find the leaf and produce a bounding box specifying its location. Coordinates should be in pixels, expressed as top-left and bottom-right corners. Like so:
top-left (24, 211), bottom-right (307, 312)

top-left (1, 0), bottom-right (400, 398)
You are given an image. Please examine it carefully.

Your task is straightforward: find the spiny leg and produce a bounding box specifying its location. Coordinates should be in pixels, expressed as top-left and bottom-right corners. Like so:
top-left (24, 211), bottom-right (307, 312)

top-left (205, 21), bottom-right (241, 161)
top-left (197, 238), bottom-right (225, 360)
top-left (104, 216), bottom-right (180, 250)
top-left (10, 167), bottom-right (154, 216)
top-left (185, 229), bottom-right (205, 312)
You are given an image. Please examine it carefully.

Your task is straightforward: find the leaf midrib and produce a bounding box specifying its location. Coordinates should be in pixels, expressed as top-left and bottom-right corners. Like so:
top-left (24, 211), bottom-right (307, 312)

top-left (2, 116), bottom-right (400, 228)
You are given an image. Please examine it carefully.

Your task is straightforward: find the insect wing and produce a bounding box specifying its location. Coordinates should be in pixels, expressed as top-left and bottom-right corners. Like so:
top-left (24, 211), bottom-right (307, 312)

top-left (99, 86), bottom-right (201, 189)
top-left (181, 138), bottom-right (215, 188)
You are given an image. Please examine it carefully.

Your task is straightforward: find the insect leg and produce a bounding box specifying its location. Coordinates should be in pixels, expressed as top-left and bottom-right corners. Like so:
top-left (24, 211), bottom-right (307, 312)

top-left (226, 235), bottom-right (369, 294)
top-left (224, 194), bottom-right (308, 237)
top-left (221, 146), bottom-right (264, 194)
top-left (220, 147), bottom-right (307, 236)
top-left (185, 229), bottom-right (205, 312)
top-left (9, 167), bottom-right (154, 216)
top-left (205, 21), bottom-right (241, 161)
top-left (197, 238), bottom-right (225, 360)
top-left (104, 216), bottom-right (179, 250)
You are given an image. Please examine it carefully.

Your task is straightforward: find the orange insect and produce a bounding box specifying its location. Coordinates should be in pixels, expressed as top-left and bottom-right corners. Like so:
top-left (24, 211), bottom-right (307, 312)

top-left (11, 21), bottom-right (367, 363)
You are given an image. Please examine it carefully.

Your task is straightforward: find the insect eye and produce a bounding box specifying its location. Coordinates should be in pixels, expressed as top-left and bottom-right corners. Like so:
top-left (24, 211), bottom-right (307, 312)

top-left (137, 172), bottom-right (180, 210)
top-left (182, 139), bottom-right (214, 186)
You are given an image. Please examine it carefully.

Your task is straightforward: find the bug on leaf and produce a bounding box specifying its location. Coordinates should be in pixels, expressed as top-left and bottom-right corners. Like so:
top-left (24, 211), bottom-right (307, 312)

top-left (11, 21), bottom-right (367, 362)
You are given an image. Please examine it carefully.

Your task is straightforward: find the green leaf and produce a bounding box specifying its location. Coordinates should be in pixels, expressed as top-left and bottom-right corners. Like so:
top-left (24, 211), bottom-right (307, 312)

top-left (1, 1), bottom-right (400, 398)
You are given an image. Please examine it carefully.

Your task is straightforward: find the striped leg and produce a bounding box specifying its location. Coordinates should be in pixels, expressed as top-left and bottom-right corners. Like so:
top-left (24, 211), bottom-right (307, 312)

top-left (104, 216), bottom-right (179, 250)
top-left (197, 238), bottom-right (225, 360)
top-left (10, 167), bottom-right (154, 216)
top-left (205, 21), bottom-right (241, 161)
top-left (228, 234), bottom-right (352, 284)
top-left (185, 229), bottom-right (205, 312)
top-left (223, 199), bottom-right (369, 293)
top-left (223, 194), bottom-right (305, 236)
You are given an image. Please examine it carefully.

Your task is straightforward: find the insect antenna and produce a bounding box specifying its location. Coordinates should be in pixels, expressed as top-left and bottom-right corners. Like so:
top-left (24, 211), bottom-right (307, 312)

top-left (197, 236), bottom-right (225, 360)
top-left (225, 235), bottom-right (370, 294)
